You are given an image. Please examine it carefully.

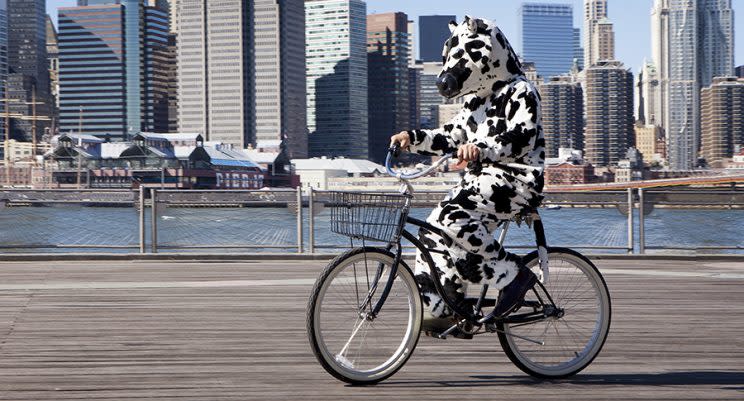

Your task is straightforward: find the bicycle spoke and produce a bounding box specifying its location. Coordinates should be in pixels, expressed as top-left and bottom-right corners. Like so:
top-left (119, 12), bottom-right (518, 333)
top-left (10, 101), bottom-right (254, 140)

top-left (311, 250), bottom-right (419, 380)
top-left (501, 252), bottom-right (610, 377)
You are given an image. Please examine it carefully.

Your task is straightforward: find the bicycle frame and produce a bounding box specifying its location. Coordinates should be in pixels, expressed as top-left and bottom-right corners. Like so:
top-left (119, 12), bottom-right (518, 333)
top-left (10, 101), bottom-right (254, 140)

top-left (367, 210), bottom-right (554, 327)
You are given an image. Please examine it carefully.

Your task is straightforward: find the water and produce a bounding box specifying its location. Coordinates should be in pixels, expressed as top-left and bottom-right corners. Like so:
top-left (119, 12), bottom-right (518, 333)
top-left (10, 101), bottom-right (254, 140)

top-left (0, 204), bottom-right (742, 254)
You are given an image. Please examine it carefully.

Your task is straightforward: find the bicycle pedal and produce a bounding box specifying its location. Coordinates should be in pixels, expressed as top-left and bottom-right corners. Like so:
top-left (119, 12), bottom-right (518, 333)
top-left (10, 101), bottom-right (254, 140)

top-left (451, 331), bottom-right (474, 340)
top-left (424, 329), bottom-right (473, 340)
top-left (424, 330), bottom-right (447, 339)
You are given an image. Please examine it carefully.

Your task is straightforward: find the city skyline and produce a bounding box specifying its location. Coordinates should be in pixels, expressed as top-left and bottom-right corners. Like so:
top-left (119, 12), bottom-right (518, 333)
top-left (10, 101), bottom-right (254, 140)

top-left (364, 0), bottom-right (744, 72)
top-left (47, 0), bottom-right (744, 74)
top-left (27, 0), bottom-right (744, 172)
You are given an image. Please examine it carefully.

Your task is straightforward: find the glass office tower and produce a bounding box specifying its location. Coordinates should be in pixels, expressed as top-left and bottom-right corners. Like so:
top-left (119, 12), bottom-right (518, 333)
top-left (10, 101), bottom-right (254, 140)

top-left (418, 15), bottom-right (456, 63)
top-left (518, 3), bottom-right (574, 80)
top-left (58, 0), bottom-right (170, 139)
top-left (0, 0), bottom-right (7, 143)
top-left (305, 0), bottom-right (368, 159)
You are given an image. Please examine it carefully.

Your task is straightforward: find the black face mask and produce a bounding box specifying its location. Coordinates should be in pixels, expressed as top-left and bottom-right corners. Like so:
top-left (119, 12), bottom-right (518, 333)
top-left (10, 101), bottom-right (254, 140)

top-left (437, 59), bottom-right (472, 98)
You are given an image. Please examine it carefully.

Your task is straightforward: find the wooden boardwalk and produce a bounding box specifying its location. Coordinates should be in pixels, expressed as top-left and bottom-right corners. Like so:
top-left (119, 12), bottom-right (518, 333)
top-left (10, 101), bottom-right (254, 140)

top-left (0, 258), bottom-right (742, 400)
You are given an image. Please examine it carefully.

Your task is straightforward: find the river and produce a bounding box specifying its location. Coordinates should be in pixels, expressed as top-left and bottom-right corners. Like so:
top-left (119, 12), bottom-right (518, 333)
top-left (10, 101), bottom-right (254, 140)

top-left (0, 205), bottom-right (741, 254)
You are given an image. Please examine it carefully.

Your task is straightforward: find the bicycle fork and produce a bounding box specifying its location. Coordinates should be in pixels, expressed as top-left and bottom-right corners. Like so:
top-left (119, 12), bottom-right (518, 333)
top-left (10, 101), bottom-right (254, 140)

top-left (355, 244), bottom-right (402, 320)
top-left (338, 247), bottom-right (403, 363)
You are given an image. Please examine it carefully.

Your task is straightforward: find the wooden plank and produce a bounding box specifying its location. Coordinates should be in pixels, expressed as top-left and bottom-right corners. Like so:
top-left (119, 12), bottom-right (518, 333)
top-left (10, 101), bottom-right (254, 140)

top-left (0, 259), bottom-right (742, 400)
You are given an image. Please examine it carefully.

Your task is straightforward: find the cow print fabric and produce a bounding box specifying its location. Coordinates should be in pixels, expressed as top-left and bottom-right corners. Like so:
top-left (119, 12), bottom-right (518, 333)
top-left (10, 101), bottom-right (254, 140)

top-left (407, 17), bottom-right (545, 318)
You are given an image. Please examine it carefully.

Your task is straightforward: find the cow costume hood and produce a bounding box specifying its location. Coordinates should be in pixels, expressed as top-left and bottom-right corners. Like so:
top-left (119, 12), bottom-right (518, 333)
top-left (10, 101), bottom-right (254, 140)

top-left (438, 16), bottom-right (524, 99)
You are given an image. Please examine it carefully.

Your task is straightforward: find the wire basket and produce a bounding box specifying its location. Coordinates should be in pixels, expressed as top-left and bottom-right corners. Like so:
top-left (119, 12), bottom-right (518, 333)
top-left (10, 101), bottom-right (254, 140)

top-left (330, 191), bottom-right (411, 243)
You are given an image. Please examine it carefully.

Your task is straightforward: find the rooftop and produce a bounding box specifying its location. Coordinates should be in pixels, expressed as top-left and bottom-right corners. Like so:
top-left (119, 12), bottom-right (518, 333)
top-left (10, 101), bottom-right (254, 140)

top-left (292, 157), bottom-right (385, 174)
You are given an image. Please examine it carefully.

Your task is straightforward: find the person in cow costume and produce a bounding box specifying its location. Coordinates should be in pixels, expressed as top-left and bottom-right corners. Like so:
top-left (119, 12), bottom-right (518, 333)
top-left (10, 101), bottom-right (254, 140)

top-left (390, 16), bottom-right (545, 333)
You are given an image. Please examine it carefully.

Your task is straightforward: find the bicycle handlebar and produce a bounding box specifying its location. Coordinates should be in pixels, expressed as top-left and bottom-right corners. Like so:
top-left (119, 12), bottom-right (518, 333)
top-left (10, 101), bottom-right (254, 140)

top-left (385, 145), bottom-right (453, 180)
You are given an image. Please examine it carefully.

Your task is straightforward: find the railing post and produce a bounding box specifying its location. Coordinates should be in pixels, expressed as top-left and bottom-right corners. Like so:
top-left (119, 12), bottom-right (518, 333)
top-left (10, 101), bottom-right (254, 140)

top-left (638, 188), bottom-right (645, 254)
top-left (297, 186), bottom-right (303, 253)
top-left (151, 187), bottom-right (158, 253)
top-left (627, 187), bottom-right (634, 254)
top-left (308, 187), bottom-right (315, 254)
top-left (139, 186), bottom-right (145, 254)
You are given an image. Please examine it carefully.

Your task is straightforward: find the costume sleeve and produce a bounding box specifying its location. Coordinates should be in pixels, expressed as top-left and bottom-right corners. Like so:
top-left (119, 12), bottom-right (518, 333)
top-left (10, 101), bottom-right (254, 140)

top-left (477, 82), bottom-right (541, 163)
top-left (406, 112), bottom-right (467, 157)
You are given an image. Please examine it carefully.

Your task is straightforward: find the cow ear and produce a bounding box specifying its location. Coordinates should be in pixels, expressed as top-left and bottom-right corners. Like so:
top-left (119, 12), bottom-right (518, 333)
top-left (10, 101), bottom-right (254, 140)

top-left (448, 20), bottom-right (457, 33)
top-left (466, 16), bottom-right (478, 34)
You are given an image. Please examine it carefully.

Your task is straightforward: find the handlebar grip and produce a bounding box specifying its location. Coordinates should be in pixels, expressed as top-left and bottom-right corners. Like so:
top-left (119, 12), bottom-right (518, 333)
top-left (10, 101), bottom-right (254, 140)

top-left (389, 144), bottom-right (401, 158)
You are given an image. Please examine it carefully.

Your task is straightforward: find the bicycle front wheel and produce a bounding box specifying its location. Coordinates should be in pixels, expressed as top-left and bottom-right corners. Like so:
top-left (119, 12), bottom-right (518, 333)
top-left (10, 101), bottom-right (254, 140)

top-left (497, 248), bottom-right (611, 378)
top-left (306, 247), bottom-right (422, 384)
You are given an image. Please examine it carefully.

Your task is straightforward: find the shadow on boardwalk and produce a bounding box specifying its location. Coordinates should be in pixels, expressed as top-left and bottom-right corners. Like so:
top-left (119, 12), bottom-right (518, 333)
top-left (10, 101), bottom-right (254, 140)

top-left (379, 371), bottom-right (744, 388)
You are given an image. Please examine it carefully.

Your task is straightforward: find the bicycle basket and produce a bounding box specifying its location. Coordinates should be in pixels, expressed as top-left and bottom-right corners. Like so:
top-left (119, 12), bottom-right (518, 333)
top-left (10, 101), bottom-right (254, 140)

top-left (330, 191), bottom-right (411, 243)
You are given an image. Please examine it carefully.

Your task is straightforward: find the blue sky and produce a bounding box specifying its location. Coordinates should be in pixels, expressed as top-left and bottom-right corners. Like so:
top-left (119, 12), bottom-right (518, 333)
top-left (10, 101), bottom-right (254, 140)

top-left (47, 0), bottom-right (743, 71)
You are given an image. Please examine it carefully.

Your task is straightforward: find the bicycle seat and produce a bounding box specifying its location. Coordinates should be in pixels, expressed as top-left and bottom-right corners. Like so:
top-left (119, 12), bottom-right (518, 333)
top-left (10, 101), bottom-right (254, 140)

top-left (510, 207), bottom-right (541, 225)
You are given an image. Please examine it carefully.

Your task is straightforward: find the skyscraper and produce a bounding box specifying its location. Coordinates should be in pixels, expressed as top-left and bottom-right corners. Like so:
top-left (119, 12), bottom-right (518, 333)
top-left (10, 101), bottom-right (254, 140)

top-left (181, 0), bottom-right (253, 146)
top-left (407, 19), bottom-right (415, 66)
top-left (419, 15), bottom-right (455, 63)
top-left (572, 27), bottom-right (584, 71)
top-left (737, 65), bottom-right (744, 78)
top-left (700, 77), bottom-right (744, 167)
top-left (253, 0), bottom-right (307, 158)
top-left (176, 0), bottom-right (208, 136)
top-left (637, 60), bottom-right (661, 126)
top-left (46, 14), bottom-right (58, 134)
top-left (416, 61), bottom-right (460, 129)
top-left (519, 3), bottom-right (574, 79)
top-left (584, 61), bottom-right (634, 167)
top-left (306, 0), bottom-right (367, 159)
top-left (8, 0), bottom-right (48, 90)
top-left (651, 0), bottom-right (734, 169)
top-left (168, 0), bottom-right (177, 32)
top-left (593, 18), bottom-right (614, 61)
top-left (160, 0), bottom-right (177, 133)
top-left (541, 75), bottom-right (584, 158)
top-left (367, 12), bottom-right (409, 163)
top-left (7, 0), bottom-right (51, 141)
top-left (583, 0), bottom-right (607, 68)
top-left (58, 0), bottom-right (170, 139)
top-left (635, 123), bottom-right (664, 163)
top-left (0, 0), bottom-right (7, 142)
top-left (408, 67), bottom-right (420, 130)
top-left (697, 0), bottom-right (734, 88)
top-left (166, 31), bottom-right (178, 133)
top-left (178, 1), bottom-right (306, 152)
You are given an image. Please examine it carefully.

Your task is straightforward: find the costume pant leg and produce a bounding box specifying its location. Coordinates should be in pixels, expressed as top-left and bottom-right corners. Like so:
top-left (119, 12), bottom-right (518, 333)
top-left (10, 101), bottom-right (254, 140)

top-left (413, 220), bottom-right (466, 319)
top-left (414, 184), bottom-right (524, 318)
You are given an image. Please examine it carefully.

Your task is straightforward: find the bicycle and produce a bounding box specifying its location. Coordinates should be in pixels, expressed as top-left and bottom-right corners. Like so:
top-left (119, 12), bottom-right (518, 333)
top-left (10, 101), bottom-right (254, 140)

top-left (306, 147), bottom-right (611, 384)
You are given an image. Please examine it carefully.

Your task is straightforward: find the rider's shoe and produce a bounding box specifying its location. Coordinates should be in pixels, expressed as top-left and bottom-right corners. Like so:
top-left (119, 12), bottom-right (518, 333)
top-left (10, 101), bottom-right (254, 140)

top-left (421, 315), bottom-right (473, 340)
top-left (491, 266), bottom-right (538, 318)
top-left (421, 314), bottom-right (452, 333)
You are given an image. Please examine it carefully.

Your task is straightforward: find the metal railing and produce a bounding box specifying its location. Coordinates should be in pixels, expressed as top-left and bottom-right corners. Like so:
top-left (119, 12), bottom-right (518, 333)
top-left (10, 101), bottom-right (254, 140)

top-left (149, 188), bottom-right (303, 253)
top-left (0, 186), bottom-right (742, 254)
top-left (0, 188), bottom-right (140, 251)
top-left (307, 188), bottom-right (630, 254)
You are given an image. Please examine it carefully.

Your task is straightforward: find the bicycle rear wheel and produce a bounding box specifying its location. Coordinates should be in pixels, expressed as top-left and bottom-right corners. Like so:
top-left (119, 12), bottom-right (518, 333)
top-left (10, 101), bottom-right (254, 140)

top-left (497, 248), bottom-right (611, 378)
top-left (307, 247), bottom-right (422, 384)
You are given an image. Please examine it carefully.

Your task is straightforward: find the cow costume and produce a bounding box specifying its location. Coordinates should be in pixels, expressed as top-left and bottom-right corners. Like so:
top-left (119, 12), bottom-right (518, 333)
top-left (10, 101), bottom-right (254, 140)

top-left (406, 17), bottom-right (545, 319)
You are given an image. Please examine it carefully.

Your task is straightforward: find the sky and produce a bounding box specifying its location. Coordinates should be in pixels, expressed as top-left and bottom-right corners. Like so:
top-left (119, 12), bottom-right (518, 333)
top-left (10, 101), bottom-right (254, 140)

top-left (47, 0), bottom-right (743, 72)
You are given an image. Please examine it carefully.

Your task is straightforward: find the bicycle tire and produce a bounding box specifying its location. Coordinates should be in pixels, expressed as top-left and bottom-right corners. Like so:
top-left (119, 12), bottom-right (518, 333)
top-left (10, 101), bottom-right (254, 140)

top-left (306, 247), bottom-right (422, 384)
top-left (497, 247), bottom-right (611, 379)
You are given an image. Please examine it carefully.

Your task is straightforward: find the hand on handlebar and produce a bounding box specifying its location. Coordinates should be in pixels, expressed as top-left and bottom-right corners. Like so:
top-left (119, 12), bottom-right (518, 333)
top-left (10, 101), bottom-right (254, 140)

top-left (389, 132), bottom-right (410, 151)
top-left (388, 132), bottom-right (479, 162)
top-left (457, 143), bottom-right (480, 162)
